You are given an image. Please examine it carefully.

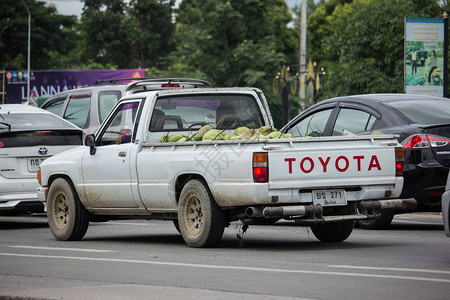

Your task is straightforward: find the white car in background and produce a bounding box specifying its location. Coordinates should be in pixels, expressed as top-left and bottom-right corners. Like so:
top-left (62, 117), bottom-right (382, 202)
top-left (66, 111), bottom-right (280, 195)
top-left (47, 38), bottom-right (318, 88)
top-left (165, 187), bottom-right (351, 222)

top-left (0, 104), bottom-right (84, 215)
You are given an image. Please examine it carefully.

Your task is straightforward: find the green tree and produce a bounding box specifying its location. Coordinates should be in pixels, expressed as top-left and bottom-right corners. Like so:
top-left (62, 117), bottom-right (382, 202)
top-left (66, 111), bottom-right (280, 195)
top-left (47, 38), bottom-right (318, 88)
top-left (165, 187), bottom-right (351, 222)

top-left (80, 0), bottom-right (175, 69)
top-left (167, 0), bottom-right (297, 127)
top-left (80, 0), bottom-right (133, 68)
top-left (128, 0), bottom-right (175, 68)
top-left (0, 0), bottom-right (77, 70)
top-left (307, 0), bottom-right (448, 98)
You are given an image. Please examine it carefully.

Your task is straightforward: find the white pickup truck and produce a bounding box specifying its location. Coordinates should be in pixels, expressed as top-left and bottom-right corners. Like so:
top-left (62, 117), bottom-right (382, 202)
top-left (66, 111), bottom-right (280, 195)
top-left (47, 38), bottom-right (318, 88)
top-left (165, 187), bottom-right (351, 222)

top-left (37, 88), bottom-right (416, 247)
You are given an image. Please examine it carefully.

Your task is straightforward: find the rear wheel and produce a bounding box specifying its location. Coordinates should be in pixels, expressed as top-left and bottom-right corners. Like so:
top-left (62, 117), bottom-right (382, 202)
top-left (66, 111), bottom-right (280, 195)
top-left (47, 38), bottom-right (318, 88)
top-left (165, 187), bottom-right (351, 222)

top-left (47, 178), bottom-right (90, 241)
top-left (178, 179), bottom-right (226, 248)
top-left (310, 204), bottom-right (355, 242)
top-left (357, 211), bottom-right (394, 229)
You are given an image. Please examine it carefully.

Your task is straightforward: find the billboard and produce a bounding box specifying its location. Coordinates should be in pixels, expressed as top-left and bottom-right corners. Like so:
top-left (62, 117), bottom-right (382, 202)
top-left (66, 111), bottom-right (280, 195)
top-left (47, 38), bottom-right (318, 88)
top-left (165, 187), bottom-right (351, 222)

top-left (404, 18), bottom-right (445, 97)
top-left (4, 69), bottom-right (145, 104)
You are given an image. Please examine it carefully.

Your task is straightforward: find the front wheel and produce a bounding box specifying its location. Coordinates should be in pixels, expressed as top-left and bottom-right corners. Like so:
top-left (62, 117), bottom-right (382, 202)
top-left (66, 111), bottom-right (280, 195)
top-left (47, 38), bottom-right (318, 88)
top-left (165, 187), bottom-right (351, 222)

top-left (178, 179), bottom-right (226, 248)
top-left (47, 178), bottom-right (90, 241)
top-left (310, 204), bottom-right (355, 242)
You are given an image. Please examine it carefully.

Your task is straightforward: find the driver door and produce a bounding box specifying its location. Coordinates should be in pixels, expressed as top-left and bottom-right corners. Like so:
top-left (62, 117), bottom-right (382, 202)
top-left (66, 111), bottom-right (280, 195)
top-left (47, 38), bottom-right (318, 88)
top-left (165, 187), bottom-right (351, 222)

top-left (81, 100), bottom-right (141, 208)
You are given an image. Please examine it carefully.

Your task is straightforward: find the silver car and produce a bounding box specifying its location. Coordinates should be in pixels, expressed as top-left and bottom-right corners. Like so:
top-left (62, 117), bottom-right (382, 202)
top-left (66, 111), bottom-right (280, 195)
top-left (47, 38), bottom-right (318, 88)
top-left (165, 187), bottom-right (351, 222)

top-left (41, 78), bottom-right (211, 135)
top-left (443, 171), bottom-right (450, 237)
top-left (0, 104), bottom-right (83, 214)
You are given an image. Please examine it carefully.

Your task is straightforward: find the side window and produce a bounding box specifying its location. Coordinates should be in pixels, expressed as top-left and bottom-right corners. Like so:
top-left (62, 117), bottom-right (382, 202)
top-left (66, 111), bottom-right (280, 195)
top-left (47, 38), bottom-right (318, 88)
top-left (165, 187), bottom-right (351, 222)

top-left (64, 95), bottom-right (91, 128)
top-left (332, 108), bottom-right (376, 136)
top-left (99, 101), bottom-right (140, 146)
top-left (287, 109), bottom-right (332, 137)
top-left (98, 91), bottom-right (122, 123)
top-left (41, 96), bottom-right (66, 116)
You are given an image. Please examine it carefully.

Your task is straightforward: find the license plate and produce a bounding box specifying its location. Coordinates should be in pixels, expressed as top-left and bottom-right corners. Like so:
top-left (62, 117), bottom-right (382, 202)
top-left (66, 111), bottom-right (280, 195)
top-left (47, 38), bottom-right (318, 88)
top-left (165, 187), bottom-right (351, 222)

top-left (28, 158), bottom-right (46, 172)
top-left (312, 189), bottom-right (347, 206)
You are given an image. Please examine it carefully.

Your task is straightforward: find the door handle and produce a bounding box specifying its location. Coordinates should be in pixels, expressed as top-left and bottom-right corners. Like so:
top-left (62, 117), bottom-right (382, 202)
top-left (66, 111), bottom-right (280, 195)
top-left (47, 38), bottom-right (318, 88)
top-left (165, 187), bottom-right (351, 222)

top-left (118, 151), bottom-right (127, 157)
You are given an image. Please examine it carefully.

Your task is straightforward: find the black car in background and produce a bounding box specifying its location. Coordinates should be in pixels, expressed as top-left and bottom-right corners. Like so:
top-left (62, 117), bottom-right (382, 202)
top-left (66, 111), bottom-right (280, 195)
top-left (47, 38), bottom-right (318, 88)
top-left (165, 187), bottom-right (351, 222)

top-left (281, 94), bottom-right (450, 229)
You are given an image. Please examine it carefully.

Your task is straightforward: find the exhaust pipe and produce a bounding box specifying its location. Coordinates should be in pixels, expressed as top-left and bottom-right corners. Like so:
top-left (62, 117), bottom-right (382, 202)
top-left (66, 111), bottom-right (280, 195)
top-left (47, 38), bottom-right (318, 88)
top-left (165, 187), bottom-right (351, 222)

top-left (263, 205), bottom-right (322, 219)
top-left (359, 198), bottom-right (416, 213)
top-left (245, 206), bottom-right (264, 217)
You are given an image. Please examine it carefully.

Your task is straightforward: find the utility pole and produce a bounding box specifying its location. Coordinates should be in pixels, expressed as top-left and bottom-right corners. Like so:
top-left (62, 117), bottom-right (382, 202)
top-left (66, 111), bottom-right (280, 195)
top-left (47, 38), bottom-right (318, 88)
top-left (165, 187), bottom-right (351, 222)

top-left (299, 0), bottom-right (307, 104)
top-left (444, 11), bottom-right (448, 98)
top-left (20, 0), bottom-right (31, 104)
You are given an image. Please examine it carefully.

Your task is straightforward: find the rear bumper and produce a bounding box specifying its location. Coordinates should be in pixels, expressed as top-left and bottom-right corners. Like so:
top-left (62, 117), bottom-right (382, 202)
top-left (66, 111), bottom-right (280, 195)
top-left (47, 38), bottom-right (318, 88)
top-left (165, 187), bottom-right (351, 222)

top-left (245, 198), bottom-right (417, 225)
top-left (0, 178), bottom-right (44, 213)
top-left (0, 199), bottom-right (44, 214)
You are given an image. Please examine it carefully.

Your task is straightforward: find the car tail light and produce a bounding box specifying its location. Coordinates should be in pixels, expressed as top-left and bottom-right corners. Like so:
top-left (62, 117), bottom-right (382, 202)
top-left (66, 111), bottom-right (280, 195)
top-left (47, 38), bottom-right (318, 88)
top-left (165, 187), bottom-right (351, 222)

top-left (35, 130), bottom-right (51, 133)
top-left (403, 134), bottom-right (450, 149)
top-left (429, 190), bottom-right (444, 195)
top-left (253, 152), bottom-right (268, 183)
top-left (161, 83), bottom-right (180, 87)
top-left (395, 147), bottom-right (404, 177)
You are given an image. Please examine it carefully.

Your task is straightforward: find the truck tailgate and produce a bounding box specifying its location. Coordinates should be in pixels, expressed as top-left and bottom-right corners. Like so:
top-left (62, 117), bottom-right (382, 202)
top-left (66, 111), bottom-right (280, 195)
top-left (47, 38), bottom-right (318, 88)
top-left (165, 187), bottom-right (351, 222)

top-left (267, 136), bottom-right (398, 189)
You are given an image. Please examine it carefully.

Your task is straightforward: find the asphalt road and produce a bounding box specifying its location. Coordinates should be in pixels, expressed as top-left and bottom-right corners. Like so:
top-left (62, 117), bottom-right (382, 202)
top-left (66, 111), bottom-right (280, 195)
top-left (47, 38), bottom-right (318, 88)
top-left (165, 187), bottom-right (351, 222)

top-left (0, 213), bottom-right (448, 300)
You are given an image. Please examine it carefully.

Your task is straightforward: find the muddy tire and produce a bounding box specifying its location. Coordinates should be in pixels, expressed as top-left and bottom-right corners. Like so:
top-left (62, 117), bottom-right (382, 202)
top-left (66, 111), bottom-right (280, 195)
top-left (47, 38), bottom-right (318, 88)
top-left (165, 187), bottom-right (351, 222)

top-left (47, 178), bottom-right (90, 241)
top-left (178, 179), bottom-right (226, 248)
top-left (357, 211), bottom-right (394, 230)
top-left (310, 204), bottom-right (355, 242)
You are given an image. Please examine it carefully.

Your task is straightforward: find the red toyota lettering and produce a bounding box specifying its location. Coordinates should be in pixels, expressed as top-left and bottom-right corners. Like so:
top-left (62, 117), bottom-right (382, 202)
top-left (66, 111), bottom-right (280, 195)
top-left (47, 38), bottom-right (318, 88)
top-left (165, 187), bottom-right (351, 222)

top-left (284, 158), bottom-right (296, 174)
top-left (318, 157), bottom-right (331, 172)
top-left (353, 155), bottom-right (364, 171)
top-left (368, 155), bottom-right (381, 171)
top-left (335, 156), bottom-right (349, 172)
top-left (300, 157), bottom-right (314, 173)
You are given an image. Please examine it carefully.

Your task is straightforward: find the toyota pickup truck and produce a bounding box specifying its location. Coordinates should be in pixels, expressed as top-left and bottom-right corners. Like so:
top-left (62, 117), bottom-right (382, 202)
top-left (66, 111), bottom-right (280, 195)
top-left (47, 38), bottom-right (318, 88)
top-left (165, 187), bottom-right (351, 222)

top-left (37, 88), bottom-right (416, 247)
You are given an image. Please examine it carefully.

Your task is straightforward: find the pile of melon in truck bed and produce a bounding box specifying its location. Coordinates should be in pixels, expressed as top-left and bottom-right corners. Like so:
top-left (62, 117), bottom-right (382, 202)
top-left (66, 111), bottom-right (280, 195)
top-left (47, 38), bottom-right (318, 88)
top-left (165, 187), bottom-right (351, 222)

top-left (159, 125), bottom-right (295, 142)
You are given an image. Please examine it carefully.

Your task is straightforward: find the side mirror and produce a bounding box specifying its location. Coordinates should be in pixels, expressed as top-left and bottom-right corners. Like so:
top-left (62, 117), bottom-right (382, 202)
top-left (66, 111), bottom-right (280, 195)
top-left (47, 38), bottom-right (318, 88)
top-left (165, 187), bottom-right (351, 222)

top-left (85, 134), bottom-right (97, 155)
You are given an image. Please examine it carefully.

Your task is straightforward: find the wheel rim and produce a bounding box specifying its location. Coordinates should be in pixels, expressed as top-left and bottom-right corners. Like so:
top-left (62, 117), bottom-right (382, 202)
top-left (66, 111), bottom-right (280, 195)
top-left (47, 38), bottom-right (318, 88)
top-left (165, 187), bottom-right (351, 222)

top-left (53, 192), bottom-right (69, 229)
top-left (184, 196), bottom-right (203, 236)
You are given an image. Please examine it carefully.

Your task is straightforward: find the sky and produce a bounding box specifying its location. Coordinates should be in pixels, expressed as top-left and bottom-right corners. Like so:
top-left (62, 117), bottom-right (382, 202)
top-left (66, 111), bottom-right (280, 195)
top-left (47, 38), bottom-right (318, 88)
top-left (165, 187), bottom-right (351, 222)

top-left (43, 0), bottom-right (300, 18)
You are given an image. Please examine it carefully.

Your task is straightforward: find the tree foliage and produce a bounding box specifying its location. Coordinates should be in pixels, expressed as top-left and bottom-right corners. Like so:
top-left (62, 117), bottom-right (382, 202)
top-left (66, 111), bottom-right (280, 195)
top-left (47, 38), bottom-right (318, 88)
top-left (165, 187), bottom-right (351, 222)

top-left (307, 0), bottom-right (449, 98)
top-left (0, 0), bottom-right (77, 70)
top-left (163, 0), bottom-right (297, 127)
top-left (79, 0), bottom-right (175, 69)
top-left (3, 0), bottom-right (450, 116)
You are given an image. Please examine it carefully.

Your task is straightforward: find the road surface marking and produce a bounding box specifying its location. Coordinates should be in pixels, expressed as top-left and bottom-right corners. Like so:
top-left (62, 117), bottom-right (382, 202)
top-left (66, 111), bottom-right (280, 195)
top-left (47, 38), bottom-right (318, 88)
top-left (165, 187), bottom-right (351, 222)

top-left (0, 252), bottom-right (449, 283)
top-left (8, 246), bottom-right (115, 253)
top-left (328, 265), bottom-right (450, 275)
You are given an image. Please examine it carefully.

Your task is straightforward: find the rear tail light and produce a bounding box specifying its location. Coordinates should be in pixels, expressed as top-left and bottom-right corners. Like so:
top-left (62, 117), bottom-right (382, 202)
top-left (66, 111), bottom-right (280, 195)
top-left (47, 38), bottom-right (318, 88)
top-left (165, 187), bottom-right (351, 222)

top-left (403, 134), bottom-right (450, 149)
top-left (395, 147), bottom-right (404, 177)
top-left (161, 83), bottom-right (180, 88)
top-left (253, 152), bottom-right (268, 183)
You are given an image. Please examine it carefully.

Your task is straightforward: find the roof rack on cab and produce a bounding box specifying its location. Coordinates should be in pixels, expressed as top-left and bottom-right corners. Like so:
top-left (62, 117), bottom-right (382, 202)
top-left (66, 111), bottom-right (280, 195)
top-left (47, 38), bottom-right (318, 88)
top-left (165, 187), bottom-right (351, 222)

top-left (94, 77), bottom-right (212, 90)
top-left (94, 77), bottom-right (155, 85)
top-left (125, 78), bottom-right (212, 93)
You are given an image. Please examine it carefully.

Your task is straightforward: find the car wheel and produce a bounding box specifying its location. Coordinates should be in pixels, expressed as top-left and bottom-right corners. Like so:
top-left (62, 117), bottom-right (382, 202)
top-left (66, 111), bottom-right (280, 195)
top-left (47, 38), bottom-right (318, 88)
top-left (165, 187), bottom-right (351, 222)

top-left (357, 211), bottom-right (394, 230)
top-left (178, 179), bottom-right (226, 247)
top-left (310, 204), bottom-right (355, 242)
top-left (47, 178), bottom-right (90, 241)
